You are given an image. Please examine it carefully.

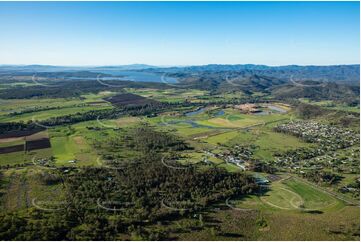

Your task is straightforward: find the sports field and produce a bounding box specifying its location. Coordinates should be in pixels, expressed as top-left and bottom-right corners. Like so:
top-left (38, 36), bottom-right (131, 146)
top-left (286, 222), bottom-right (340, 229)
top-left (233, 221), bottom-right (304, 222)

top-left (230, 175), bottom-right (341, 211)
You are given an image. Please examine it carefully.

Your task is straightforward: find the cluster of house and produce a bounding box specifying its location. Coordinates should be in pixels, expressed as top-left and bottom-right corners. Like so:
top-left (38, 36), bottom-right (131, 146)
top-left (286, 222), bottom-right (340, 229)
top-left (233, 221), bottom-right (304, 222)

top-left (274, 144), bottom-right (359, 171)
top-left (203, 149), bottom-right (271, 186)
top-left (273, 122), bottom-right (359, 179)
top-left (307, 147), bottom-right (359, 173)
top-left (204, 145), bottom-right (259, 171)
top-left (35, 158), bottom-right (52, 166)
top-left (275, 121), bottom-right (359, 149)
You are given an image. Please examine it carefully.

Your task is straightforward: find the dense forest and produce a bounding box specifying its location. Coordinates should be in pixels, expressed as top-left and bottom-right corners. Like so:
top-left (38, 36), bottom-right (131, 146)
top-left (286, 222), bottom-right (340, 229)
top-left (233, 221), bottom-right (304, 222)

top-left (0, 125), bottom-right (258, 240)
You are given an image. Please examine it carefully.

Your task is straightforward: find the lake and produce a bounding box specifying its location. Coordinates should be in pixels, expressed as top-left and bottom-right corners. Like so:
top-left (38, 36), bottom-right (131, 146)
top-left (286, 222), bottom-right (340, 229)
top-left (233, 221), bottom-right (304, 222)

top-left (95, 70), bottom-right (178, 83)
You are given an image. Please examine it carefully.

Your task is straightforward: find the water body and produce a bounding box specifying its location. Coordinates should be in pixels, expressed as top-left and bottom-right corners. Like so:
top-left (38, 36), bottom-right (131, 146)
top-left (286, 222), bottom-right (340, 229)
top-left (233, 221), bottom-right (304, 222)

top-left (95, 70), bottom-right (178, 83)
top-left (68, 76), bottom-right (121, 81)
top-left (185, 107), bottom-right (207, 117)
top-left (267, 105), bottom-right (287, 113)
top-left (214, 110), bottom-right (225, 117)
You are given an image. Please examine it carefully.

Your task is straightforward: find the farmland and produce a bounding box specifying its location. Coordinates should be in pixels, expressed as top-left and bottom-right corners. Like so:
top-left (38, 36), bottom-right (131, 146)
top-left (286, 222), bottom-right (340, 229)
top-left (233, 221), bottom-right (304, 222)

top-left (0, 71), bottom-right (359, 241)
top-left (1, 0), bottom-right (360, 239)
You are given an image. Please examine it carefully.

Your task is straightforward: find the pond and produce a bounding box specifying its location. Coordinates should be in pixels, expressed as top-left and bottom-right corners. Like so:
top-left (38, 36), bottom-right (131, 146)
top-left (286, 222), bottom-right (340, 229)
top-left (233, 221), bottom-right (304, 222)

top-left (185, 107), bottom-right (207, 117)
top-left (267, 105), bottom-right (287, 113)
top-left (214, 110), bottom-right (225, 117)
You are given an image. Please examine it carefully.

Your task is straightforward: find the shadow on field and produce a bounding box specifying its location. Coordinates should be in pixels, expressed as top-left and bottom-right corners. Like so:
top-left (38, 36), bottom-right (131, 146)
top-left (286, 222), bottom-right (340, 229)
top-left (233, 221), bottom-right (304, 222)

top-left (304, 210), bottom-right (323, 214)
top-left (220, 232), bottom-right (244, 238)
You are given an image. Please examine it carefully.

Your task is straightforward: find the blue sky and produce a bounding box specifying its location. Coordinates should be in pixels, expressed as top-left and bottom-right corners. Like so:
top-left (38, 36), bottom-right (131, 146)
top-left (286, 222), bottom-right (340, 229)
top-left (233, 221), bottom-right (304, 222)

top-left (0, 1), bottom-right (359, 66)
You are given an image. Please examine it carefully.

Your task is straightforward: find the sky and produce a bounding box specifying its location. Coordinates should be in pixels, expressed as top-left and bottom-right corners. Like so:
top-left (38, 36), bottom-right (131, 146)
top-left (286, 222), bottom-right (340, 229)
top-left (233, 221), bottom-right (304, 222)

top-left (0, 1), bottom-right (359, 66)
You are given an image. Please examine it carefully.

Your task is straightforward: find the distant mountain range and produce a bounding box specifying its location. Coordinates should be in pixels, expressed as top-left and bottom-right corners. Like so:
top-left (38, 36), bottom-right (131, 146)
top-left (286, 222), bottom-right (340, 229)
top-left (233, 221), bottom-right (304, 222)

top-left (0, 63), bottom-right (359, 83)
top-left (0, 64), bottom-right (157, 72)
top-left (150, 64), bottom-right (360, 84)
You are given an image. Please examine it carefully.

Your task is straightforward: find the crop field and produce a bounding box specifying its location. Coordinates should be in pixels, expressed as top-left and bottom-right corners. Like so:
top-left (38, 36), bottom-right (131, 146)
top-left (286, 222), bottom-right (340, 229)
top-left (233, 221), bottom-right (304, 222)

top-left (105, 93), bottom-right (158, 107)
top-left (0, 144), bottom-right (24, 154)
top-left (0, 131), bottom-right (53, 166)
top-left (0, 139), bottom-right (24, 148)
top-left (0, 129), bottom-right (44, 139)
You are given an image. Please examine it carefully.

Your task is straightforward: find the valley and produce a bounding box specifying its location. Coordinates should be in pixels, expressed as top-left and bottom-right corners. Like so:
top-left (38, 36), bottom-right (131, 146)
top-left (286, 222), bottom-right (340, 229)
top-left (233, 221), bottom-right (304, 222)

top-left (0, 66), bottom-right (359, 240)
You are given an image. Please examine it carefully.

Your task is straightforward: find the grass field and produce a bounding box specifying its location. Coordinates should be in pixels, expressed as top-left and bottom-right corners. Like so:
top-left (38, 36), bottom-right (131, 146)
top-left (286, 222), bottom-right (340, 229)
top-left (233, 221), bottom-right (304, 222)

top-left (124, 88), bottom-right (208, 103)
top-left (285, 178), bottom-right (339, 210)
top-left (172, 174), bottom-right (359, 240)
top-left (0, 105), bottom-right (111, 122)
top-left (0, 98), bottom-right (83, 115)
top-left (49, 127), bottom-right (98, 166)
top-left (0, 151), bottom-right (26, 166)
top-left (204, 131), bottom-right (241, 145)
top-left (231, 175), bottom-right (341, 212)
top-left (224, 128), bottom-right (312, 160)
top-left (0, 91), bottom-right (114, 121)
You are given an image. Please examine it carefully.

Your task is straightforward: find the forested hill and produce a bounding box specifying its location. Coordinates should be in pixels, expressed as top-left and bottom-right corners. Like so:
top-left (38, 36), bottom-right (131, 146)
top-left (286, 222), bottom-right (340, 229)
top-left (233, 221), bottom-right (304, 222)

top-left (149, 64), bottom-right (360, 84)
top-left (1, 64), bottom-right (359, 83)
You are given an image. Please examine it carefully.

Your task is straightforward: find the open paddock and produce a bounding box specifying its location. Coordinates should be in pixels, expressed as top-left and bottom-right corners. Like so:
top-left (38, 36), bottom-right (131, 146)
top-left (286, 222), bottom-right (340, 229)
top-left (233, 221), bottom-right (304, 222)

top-left (230, 175), bottom-right (341, 212)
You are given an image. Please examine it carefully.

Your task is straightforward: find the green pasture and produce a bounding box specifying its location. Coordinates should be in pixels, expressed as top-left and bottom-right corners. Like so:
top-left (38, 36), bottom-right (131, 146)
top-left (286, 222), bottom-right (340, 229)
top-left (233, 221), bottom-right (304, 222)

top-left (285, 178), bottom-right (340, 210)
top-left (196, 110), bottom-right (288, 129)
top-left (0, 105), bottom-right (111, 122)
top-left (0, 98), bottom-right (83, 115)
top-left (231, 176), bottom-right (340, 211)
top-left (204, 131), bottom-right (240, 145)
top-left (0, 151), bottom-right (26, 166)
top-left (224, 128), bottom-right (311, 160)
top-left (124, 88), bottom-right (208, 103)
top-left (49, 126), bottom-right (98, 166)
top-left (0, 91), bottom-right (113, 119)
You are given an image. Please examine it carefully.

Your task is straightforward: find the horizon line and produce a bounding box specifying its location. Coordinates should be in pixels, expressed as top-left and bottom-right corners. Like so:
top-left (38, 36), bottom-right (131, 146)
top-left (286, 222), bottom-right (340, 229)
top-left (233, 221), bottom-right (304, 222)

top-left (0, 63), bottom-right (360, 68)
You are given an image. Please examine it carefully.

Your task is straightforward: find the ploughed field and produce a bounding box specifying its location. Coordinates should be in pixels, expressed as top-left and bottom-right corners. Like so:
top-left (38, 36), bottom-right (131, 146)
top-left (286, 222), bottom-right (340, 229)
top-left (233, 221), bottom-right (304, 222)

top-left (104, 93), bottom-right (159, 107)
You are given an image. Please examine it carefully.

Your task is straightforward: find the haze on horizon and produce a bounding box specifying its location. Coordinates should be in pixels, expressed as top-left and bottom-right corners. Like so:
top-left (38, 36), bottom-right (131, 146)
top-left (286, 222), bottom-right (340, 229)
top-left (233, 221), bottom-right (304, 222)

top-left (0, 1), bottom-right (359, 66)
